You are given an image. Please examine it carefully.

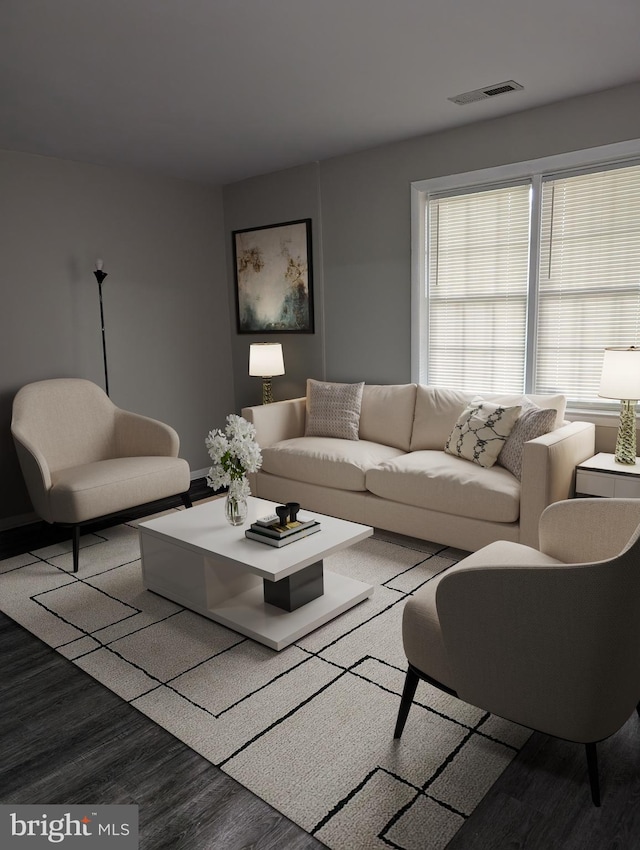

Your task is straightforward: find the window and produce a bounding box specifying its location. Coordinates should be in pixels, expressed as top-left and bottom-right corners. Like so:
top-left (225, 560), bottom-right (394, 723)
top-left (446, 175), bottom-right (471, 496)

top-left (427, 183), bottom-right (531, 392)
top-left (536, 166), bottom-right (640, 400)
top-left (415, 147), bottom-right (640, 406)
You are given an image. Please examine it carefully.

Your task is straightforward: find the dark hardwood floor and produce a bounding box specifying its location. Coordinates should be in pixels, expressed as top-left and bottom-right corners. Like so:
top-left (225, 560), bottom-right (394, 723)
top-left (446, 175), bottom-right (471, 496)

top-left (0, 613), bottom-right (325, 849)
top-left (0, 481), bottom-right (325, 850)
top-left (2, 484), bottom-right (640, 849)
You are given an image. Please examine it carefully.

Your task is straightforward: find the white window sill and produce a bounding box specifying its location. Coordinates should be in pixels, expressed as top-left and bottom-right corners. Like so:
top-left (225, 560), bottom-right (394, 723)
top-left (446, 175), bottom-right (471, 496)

top-left (565, 407), bottom-right (626, 428)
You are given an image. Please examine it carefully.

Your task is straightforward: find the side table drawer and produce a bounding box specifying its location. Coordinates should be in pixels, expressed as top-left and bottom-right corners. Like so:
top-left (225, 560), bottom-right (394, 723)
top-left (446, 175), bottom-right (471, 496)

top-left (614, 477), bottom-right (640, 498)
top-left (575, 470), bottom-right (615, 497)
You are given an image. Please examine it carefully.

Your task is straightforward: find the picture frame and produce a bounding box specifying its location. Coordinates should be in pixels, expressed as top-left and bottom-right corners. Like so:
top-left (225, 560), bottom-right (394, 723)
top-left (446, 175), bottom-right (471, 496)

top-left (232, 218), bottom-right (314, 334)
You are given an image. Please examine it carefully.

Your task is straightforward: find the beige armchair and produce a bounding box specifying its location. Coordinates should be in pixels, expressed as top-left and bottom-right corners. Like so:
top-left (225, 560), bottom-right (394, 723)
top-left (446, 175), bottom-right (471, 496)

top-left (394, 497), bottom-right (640, 806)
top-left (11, 378), bottom-right (192, 572)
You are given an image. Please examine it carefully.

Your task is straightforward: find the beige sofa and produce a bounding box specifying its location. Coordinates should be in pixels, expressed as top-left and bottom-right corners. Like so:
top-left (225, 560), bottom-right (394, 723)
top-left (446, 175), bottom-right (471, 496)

top-left (242, 384), bottom-right (595, 552)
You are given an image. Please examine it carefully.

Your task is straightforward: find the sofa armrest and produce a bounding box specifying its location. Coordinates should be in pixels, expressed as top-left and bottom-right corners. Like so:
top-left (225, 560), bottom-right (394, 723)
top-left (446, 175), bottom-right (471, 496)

top-left (518, 421), bottom-right (595, 549)
top-left (242, 397), bottom-right (306, 448)
top-left (539, 497), bottom-right (640, 563)
top-left (114, 409), bottom-right (180, 457)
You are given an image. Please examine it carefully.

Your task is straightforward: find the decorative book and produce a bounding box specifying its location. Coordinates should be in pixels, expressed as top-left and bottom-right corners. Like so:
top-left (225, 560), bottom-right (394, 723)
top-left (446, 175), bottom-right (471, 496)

top-left (245, 521), bottom-right (321, 548)
top-left (251, 516), bottom-right (318, 539)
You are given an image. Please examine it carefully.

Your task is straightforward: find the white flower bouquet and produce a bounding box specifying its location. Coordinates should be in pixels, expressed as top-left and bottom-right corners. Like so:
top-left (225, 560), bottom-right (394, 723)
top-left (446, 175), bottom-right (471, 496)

top-left (205, 414), bottom-right (263, 502)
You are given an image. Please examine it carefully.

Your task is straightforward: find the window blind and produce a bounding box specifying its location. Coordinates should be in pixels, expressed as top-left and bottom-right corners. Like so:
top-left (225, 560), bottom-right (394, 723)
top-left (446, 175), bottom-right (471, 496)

top-left (536, 163), bottom-right (640, 402)
top-left (427, 183), bottom-right (531, 392)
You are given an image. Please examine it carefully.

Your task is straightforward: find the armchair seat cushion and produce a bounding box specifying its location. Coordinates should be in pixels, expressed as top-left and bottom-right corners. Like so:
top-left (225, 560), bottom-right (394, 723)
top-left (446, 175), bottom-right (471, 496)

top-left (403, 540), bottom-right (563, 691)
top-left (366, 451), bottom-right (521, 522)
top-left (50, 457), bottom-right (190, 523)
top-left (260, 437), bottom-right (404, 492)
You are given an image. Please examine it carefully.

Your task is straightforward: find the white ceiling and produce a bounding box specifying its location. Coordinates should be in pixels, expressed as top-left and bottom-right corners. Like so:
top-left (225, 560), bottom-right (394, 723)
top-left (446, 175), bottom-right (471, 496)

top-left (2, 0), bottom-right (639, 186)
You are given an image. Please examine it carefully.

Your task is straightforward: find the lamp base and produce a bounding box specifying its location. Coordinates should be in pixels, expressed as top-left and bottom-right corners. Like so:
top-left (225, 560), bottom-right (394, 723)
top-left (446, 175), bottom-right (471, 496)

top-left (615, 399), bottom-right (637, 464)
top-left (262, 377), bottom-right (274, 405)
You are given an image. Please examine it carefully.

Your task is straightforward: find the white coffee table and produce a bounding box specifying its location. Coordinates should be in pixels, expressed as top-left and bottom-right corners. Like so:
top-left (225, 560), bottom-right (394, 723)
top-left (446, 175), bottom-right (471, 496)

top-left (138, 497), bottom-right (374, 650)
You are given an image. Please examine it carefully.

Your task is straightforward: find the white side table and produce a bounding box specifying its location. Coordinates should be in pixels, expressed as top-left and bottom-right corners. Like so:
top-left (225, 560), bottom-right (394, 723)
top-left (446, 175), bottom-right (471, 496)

top-left (575, 452), bottom-right (640, 498)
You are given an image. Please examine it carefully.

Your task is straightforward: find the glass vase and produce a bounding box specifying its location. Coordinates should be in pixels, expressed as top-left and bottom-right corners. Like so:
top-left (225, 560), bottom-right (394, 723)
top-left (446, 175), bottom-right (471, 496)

top-left (225, 493), bottom-right (248, 526)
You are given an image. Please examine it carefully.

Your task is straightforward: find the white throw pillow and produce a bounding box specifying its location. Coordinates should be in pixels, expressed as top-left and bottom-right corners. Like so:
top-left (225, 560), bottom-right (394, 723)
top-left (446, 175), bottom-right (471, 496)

top-left (305, 379), bottom-right (365, 440)
top-left (445, 400), bottom-right (522, 468)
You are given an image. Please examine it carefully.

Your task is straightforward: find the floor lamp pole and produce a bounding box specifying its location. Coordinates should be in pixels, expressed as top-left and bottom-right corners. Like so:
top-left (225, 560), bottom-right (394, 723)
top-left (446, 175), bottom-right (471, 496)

top-left (93, 266), bottom-right (109, 397)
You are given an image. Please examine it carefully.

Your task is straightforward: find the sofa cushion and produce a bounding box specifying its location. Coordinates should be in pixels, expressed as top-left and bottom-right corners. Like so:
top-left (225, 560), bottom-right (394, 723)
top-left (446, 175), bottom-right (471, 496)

top-left (410, 385), bottom-right (567, 451)
top-left (445, 400), bottom-right (522, 468)
top-left (261, 437), bottom-right (405, 491)
top-left (410, 386), bottom-right (472, 451)
top-left (305, 379), bottom-right (365, 440)
top-left (487, 392), bottom-right (567, 430)
top-left (366, 450), bottom-right (521, 523)
top-left (359, 384), bottom-right (417, 451)
top-left (498, 406), bottom-right (557, 479)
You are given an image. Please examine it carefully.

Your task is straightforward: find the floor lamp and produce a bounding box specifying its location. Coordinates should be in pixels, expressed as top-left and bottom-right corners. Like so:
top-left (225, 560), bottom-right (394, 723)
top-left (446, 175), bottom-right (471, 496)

top-left (249, 343), bottom-right (285, 404)
top-left (598, 346), bottom-right (640, 464)
top-left (93, 259), bottom-right (110, 397)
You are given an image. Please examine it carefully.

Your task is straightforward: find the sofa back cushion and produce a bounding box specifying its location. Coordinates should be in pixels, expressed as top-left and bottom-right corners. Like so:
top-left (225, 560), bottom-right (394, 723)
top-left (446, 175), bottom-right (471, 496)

top-left (482, 392), bottom-right (566, 430)
top-left (410, 386), bottom-right (473, 450)
top-left (410, 385), bottom-right (567, 451)
top-left (521, 394), bottom-right (567, 428)
top-left (359, 384), bottom-right (417, 451)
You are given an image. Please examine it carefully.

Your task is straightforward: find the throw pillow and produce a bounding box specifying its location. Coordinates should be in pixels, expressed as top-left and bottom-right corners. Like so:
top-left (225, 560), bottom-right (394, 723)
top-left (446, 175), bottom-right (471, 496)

top-left (498, 406), bottom-right (557, 479)
top-left (445, 400), bottom-right (522, 468)
top-left (305, 379), bottom-right (365, 440)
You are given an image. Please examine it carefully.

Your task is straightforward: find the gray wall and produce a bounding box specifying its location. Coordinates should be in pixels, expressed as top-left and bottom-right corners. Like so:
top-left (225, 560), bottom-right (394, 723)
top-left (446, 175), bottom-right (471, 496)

top-left (4, 82), bottom-right (640, 527)
top-left (223, 163), bottom-right (325, 411)
top-left (1, 150), bottom-right (234, 526)
top-left (224, 82), bottom-right (640, 403)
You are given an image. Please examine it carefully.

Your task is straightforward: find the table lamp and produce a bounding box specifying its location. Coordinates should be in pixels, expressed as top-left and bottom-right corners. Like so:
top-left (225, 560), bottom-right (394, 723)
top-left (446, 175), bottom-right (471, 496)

top-left (598, 346), bottom-right (640, 464)
top-left (249, 343), bottom-right (285, 404)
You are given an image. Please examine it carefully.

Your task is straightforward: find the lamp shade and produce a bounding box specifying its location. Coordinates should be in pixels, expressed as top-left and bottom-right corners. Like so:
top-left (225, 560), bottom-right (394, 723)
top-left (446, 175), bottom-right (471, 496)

top-left (598, 347), bottom-right (640, 400)
top-left (249, 343), bottom-right (285, 377)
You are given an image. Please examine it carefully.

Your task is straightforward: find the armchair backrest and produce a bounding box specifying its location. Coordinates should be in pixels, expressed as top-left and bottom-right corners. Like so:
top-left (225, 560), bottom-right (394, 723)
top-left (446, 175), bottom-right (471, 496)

top-left (436, 518), bottom-right (640, 744)
top-left (12, 378), bottom-right (117, 472)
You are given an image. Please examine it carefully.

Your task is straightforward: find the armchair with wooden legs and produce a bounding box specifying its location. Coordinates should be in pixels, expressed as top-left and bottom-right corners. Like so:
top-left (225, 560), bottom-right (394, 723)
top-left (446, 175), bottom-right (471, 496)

top-left (394, 497), bottom-right (640, 806)
top-left (11, 378), bottom-right (192, 573)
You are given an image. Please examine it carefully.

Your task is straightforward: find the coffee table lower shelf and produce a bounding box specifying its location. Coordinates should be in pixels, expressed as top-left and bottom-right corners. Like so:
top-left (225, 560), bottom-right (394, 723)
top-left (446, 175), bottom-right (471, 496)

top-left (145, 571), bottom-right (371, 651)
top-left (209, 571), bottom-right (371, 650)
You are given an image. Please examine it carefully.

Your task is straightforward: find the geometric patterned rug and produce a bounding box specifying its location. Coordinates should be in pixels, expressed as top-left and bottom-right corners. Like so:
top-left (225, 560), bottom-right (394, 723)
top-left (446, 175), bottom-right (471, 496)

top-left (0, 508), bottom-right (530, 850)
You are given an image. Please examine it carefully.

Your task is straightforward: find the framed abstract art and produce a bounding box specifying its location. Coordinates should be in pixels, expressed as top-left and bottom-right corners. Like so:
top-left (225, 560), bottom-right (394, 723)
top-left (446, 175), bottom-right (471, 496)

top-left (232, 218), bottom-right (314, 333)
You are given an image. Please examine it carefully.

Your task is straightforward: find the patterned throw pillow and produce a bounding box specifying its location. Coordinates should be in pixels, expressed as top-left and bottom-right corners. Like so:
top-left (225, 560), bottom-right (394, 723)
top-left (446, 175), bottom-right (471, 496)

top-left (498, 406), bottom-right (557, 479)
top-left (305, 379), bottom-right (365, 440)
top-left (445, 401), bottom-right (522, 468)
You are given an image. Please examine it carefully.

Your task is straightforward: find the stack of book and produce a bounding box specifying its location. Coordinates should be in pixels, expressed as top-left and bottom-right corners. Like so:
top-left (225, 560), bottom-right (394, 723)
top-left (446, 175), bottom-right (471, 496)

top-left (245, 515), bottom-right (321, 547)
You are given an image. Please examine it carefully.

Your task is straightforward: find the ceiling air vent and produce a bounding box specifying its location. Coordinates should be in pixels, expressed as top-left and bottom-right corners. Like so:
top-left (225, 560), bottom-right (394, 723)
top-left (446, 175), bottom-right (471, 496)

top-left (448, 80), bottom-right (524, 106)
